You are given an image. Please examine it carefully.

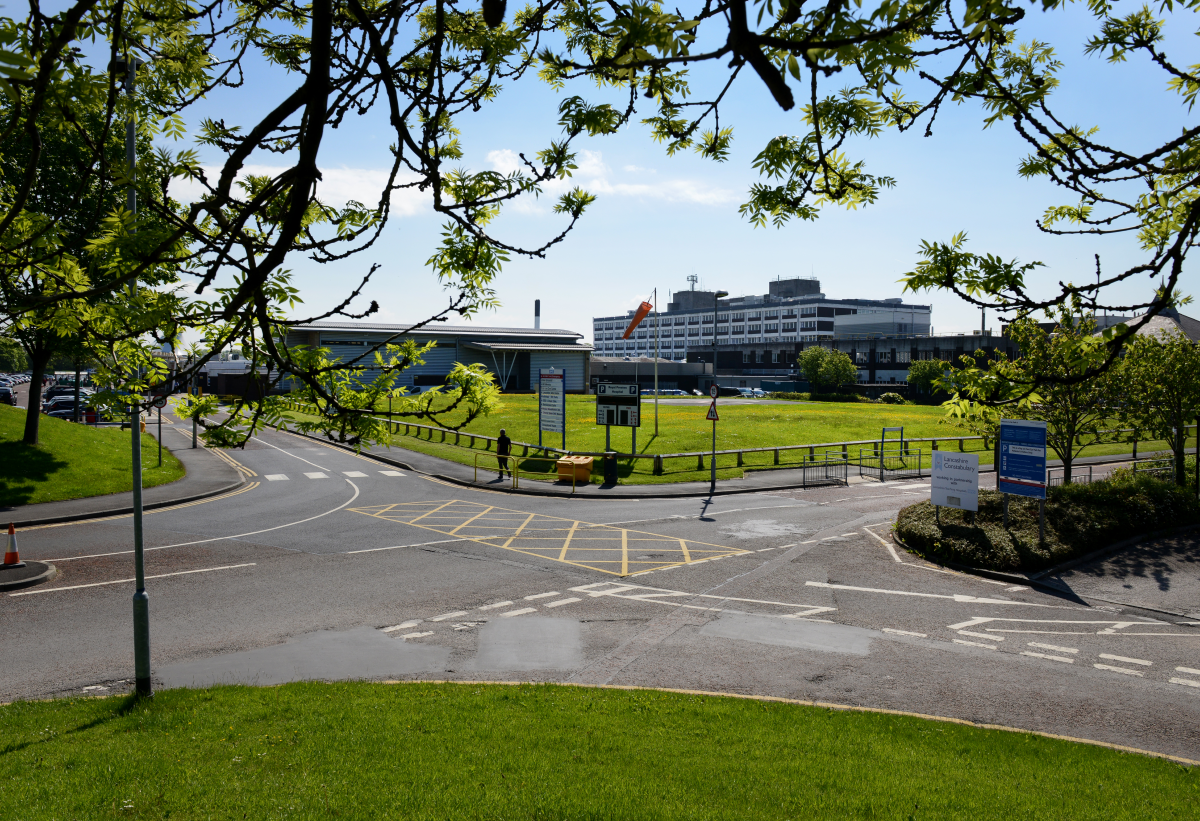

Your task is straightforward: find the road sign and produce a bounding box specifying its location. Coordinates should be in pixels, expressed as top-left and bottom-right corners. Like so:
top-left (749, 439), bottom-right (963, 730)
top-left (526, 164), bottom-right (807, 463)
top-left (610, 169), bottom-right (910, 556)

top-left (595, 382), bottom-right (640, 427)
top-left (152, 397), bottom-right (168, 409)
top-left (538, 368), bottom-right (565, 434)
top-left (931, 451), bottom-right (979, 511)
top-left (709, 384), bottom-right (719, 399)
top-left (998, 418), bottom-right (1047, 499)
top-left (706, 402), bottom-right (719, 422)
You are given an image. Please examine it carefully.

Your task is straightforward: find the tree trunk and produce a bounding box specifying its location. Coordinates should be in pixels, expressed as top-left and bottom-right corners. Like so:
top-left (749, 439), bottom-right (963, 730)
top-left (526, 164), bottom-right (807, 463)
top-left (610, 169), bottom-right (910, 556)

top-left (23, 343), bottom-right (50, 445)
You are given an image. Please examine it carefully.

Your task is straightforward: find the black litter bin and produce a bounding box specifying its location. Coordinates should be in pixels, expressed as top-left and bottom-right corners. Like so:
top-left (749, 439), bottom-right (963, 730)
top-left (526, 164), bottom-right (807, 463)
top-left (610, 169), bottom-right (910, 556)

top-left (603, 451), bottom-right (618, 484)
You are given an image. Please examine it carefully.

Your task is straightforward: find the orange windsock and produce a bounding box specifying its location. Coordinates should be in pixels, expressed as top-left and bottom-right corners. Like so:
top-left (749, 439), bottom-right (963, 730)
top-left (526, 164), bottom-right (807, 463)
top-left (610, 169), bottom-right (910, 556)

top-left (3, 523), bottom-right (23, 567)
top-left (622, 300), bottom-right (654, 339)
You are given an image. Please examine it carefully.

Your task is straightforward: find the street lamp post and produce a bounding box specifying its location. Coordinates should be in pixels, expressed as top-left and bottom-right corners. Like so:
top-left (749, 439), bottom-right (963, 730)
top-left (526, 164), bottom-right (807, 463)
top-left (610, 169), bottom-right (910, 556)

top-left (710, 290), bottom-right (728, 493)
top-left (116, 53), bottom-right (152, 698)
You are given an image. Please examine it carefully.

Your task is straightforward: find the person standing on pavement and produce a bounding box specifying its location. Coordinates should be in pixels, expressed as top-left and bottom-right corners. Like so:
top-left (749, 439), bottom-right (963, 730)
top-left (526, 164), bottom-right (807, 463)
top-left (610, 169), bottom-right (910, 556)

top-left (496, 428), bottom-right (512, 479)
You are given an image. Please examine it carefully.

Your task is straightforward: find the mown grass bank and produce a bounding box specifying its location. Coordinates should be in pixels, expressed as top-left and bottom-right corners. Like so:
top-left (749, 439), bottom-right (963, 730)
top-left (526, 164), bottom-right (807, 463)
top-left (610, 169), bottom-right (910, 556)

top-left (0, 404), bottom-right (184, 507)
top-left (1, 682), bottom-right (1195, 820)
top-left (895, 469), bottom-right (1200, 572)
top-left (296, 395), bottom-right (1182, 485)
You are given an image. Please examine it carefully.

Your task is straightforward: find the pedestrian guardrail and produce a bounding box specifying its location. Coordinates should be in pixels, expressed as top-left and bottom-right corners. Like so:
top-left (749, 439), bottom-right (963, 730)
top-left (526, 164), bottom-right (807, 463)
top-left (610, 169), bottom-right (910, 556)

top-left (858, 448), bottom-right (926, 482)
top-left (1048, 465), bottom-right (1093, 486)
top-left (1133, 457), bottom-right (1174, 481)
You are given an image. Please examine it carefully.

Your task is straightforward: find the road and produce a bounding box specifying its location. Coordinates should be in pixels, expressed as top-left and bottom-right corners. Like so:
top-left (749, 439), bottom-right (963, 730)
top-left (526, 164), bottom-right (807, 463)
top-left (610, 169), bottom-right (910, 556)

top-left (3, 411), bottom-right (1199, 760)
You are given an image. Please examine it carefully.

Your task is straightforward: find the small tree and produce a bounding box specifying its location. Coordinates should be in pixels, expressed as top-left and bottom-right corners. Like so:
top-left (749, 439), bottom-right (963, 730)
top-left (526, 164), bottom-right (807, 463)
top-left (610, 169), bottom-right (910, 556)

top-left (907, 359), bottom-right (948, 401)
top-left (0, 337), bottom-right (26, 372)
top-left (797, 347), bottom-right (858, 394)
top-left (1121, 329), bottom-right (1200, 487)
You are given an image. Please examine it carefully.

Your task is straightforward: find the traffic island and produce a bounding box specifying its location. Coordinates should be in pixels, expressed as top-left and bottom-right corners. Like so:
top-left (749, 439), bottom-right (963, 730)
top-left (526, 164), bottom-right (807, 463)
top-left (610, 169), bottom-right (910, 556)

top-left (895, 474), bottom-right (1200, 573)
top-left (0, 560), bottom-right (57, 592)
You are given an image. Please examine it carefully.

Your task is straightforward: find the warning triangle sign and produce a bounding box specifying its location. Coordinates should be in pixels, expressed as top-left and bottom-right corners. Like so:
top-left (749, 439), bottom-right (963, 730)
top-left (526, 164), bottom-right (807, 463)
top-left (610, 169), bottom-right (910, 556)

top-left (706, 401), bottom-right (719, 421)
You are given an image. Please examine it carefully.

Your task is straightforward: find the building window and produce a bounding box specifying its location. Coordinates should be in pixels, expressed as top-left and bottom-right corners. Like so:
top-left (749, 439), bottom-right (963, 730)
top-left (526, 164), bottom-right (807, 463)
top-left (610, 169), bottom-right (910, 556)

top-left (748, 324), bottom-right (761, 334)
top-left (748, 312), bottom-right (761, 320)
top-left (716, 328), bottom-right (728, 336)
top-left (732, 325), bottom-right (745, 335)
top-left (702, 328), bottom-right (713, 336)
top-left (877, 351), bottom-right (892, 364)
top-left (855, 352), bottom-right (869, 364)
top-left (896, 351), bottom-right (911, 364)
top-left (688, 317), bottom-right (700, 325)
top-left (742, 352), bottom-right (750, 363)
top-left (765, 323), bottom-right (779, 332)
top-left (782, 322), bottom-right (797, 332)
top-left (801, 307), bottom-right (817, 317)
top-left (782, 310), bottom-right (797, 318)
top-left (765, 310), bottom-right (779, 319)
top-left (733, 312), bottom-right (745, 320)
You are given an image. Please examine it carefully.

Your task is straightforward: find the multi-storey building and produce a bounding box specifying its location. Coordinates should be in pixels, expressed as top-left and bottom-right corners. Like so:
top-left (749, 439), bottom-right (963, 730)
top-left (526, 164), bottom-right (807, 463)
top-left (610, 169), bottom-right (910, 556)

top-left (591, 277), bottom-right (932, 361)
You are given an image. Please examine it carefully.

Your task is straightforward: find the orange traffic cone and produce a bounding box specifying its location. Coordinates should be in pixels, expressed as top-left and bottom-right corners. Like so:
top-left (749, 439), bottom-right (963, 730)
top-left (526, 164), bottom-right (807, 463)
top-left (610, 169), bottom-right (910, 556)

top-left (3, 523), bottom-right (25, 567)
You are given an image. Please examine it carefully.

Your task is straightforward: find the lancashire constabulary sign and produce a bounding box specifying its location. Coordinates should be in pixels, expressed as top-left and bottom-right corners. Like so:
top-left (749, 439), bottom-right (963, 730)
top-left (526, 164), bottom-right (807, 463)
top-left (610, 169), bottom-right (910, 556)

top-left (595, 383), bottom-right (640, 428)
top-left (931, 451), bottom-right (979, 511)
top-left (998, 418), bottom-right (1047, 499)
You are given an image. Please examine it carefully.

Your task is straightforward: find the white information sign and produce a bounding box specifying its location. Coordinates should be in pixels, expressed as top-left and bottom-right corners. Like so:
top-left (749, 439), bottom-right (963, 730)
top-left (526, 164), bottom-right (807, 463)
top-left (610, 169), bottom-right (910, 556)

top-left (538, 368), bottom-right (565, 434)
top-left (931, 451), bottom-right (979, 511)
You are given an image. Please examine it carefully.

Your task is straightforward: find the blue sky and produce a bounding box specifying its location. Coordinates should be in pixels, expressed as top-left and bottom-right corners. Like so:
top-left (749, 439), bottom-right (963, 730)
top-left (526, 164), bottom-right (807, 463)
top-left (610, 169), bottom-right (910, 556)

top-left (157, 2), bottom-right (1195, 342)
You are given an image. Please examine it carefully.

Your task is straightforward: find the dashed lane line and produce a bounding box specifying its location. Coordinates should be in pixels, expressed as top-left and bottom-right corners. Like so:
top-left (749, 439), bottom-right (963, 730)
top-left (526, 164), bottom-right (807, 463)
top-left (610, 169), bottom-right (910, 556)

top-left (304, 472), bottom-right (329, 479)
top-left (1178, 666), bottom-right (1200, 676)
top-left (544, 597), bottom-right (581, 608)
top-left (382, 621), bottom-right (421, 633)
top-left (1170, 677), bottom-right (1200, 688)
top-left (1095, 664), bottom-right (1144, 676)
top-left (478, 601), bottom-right (514, 611)
top-left (10, 563), bottom-right (257, 596)
top-left (399, 631), bottom-right (434, 639)
top-left (500, 607), bottom-right (537, 618)
top-left (958, 630), bottom-right (1003, 641)
top-left (1022, 651), bottom-right (1074, 664)
top-left (883, 628), bottom-right (926, 638)
top-left (953, 639), bottom-right (997, 649)
top-left (524, 592), bottom-right (560, 601)
top-left (1029, 642), bottom-right (1079, 654)
top-left (265, 474), bottom-right (289, 481)
top-left (428, 611), bottom-right (469, 622)
top-left (806, 581), bottom-right (1060, 608)
top-left (1099, 653), bottom-right (1152, 666)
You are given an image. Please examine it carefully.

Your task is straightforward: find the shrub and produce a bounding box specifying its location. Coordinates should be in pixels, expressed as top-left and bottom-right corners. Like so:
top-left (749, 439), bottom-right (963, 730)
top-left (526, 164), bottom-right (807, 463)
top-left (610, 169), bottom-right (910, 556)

top-left (878, 392), bottom-right (906, 404)
top-left (894, 473), bottom-right (1200, 572)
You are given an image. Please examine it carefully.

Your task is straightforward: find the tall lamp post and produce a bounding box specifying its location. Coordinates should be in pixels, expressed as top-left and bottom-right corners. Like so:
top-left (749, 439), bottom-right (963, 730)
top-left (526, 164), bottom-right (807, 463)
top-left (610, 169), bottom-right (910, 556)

top-left (710, 290), bottom-right (728, 493)
top-left (115, 53), bottom-right (152, 698)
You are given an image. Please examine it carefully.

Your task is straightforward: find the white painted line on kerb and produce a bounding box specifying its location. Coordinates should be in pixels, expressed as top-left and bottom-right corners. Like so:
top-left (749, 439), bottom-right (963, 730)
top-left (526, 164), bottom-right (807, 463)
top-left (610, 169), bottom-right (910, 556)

top-left (343, 471), bottom-right (368, 478)
top-left (953, 639), bottom-right (997, 650)
top-left (379, 470), bottom-right (404, 477)
top-left (523, 592), bottom-right (560, 601)
top-left (304, 472), bottom-right (329, 479)
top-left (399, 631), bottom-right (433, 639)
top-left (428, 611), bottom-right (469, 622)
top-left (1099, 653), bottom-right (1152, 666)
top-left (959, 630), bottom-right (1003, 641)
top-left (1029, 642), bottom-right (1078, 654)
top-left (382, 621), bottom-right (421, 633)
top-left (1170, 677), bottom-right (1200, 688)
top-left (1178, 667), bottom-right (1200, 676)
top-left (1095, 664), bottom-right (1143, 677)
top-left (883, 628), bottom-right (926, 638)
top-left (500, 607), bottom-right (537, 618)
top-left (544, 597), bottom-right (581, 608)
top-left (862, 527), bottom-right (903, 563)
top-left (10, 563), bottom-right (257, 596)
top-left (265, 474), bottom-right (289, 481)
top-left (1022, 651), bottom-right (1073, 663)
top-left (478, 601), bottom-right (514, 611)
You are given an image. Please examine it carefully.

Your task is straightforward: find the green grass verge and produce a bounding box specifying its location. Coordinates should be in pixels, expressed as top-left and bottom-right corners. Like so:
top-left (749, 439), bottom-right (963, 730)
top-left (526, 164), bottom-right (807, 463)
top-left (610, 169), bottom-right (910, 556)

top-left (894, 469), bottom-right (1200, 572)
top-left (1, 682), bottom-right (1195, 819)
top-left (304, 394), bottom-right (1182, 486)
top-left (0, 404), bottom-right (185, 507)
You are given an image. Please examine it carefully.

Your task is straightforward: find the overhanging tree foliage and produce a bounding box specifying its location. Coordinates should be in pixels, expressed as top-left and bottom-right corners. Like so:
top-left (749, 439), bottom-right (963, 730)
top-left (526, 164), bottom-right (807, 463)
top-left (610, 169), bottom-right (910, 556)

top-left (2, 0), bottom-right (1196, 446)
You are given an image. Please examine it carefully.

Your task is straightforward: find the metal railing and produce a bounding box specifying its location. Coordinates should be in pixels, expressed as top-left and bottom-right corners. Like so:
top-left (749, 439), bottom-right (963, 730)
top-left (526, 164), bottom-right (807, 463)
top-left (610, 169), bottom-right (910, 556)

top-left (1048, 465), bottom-right (1093, 486)
top-left (1133, 458), bottom-right (1174, 481)
top-left (858, 448), bottom-right (925, 482)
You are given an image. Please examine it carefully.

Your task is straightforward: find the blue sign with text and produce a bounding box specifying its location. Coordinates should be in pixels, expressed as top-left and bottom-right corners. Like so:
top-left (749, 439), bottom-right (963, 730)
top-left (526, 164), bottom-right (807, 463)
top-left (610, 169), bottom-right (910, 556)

top-left (998, 419), bottom-right (1047, 499)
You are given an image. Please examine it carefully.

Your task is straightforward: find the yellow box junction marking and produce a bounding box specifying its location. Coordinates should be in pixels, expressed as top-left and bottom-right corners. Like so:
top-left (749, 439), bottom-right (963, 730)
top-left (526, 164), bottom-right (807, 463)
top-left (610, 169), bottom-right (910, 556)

top-left (348, 500), bottom-right (750, 576)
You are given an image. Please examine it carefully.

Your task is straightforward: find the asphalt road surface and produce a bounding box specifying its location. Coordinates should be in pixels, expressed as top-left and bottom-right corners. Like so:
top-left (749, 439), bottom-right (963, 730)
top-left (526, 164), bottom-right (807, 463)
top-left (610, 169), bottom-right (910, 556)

top-left (4, 414), bottom-right (1199, 761)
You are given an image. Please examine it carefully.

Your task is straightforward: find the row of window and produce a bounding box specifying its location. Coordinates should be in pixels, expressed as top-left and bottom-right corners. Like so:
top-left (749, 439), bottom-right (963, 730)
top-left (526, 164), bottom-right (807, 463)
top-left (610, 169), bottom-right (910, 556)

top-left (594, 305), bottom-right (847, 332)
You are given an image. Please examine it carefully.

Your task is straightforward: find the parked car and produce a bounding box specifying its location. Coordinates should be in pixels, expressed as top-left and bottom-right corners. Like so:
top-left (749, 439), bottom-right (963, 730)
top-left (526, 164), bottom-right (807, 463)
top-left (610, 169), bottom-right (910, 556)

top-left (0, 386), bottom-right (15, 405)
top-left (42, 394), bottom-right (82, 413)
top-left (717, 386), bottom-right (742, 398)
top-left (750, 388), bottom-right (766, 398)
top-left (736, 387), bottom-right (754, 397)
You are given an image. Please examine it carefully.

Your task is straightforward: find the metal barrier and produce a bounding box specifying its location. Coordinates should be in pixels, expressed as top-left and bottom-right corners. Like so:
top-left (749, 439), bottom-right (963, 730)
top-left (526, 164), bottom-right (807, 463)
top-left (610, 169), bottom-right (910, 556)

top-left (858, 448), bottom-right (925, 482)
top-left (1133, 458), bottom-right (1174, 481)
top-left (791, 455), bottom-right (850, 488)
top-left (1048, 465), bottom-right (1093, 486)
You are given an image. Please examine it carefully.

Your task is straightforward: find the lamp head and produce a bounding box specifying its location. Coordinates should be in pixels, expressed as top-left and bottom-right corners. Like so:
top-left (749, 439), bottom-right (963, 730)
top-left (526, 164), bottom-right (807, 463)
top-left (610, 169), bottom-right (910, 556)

top-left (715, 290), bottom-right (729, 299)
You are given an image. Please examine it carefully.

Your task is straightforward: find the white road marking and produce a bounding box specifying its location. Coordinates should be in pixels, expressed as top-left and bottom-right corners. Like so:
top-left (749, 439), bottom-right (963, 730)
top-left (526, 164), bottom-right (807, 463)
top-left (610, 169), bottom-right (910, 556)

top-left (500, 607), bottom-right (537, 618)
top-left (862, 527), bottom-right (903, 563)
top-left (452, 621), bottom-right (487, 631)
top-left (573, 582), bottom-right (836, 617)
top-left (428, 611), bottom-right (469, 622)
top-left (801, 539), bottom-right (818, 544)
top-left (1170, 677), bottom-right (1200, 688)
top-left (345, 537), bottom-right (470, 554)
top-left (544, 597), bottom-right (581, 608)
top-left (478, 601), bottom-right (514, 611)
top-left (1099, 653), bottom-right (1152, 666)
top-left (379, 470), bottom-right (404, 476)
top-left (10, 563), bottom-right (257, 596)
top-left (399, 631), bottom-right (433, 639)
top-left (1177, 666), bottom-right (1200, 676)
top-left (46, 481), bottom-right (362, 562)
top-left (953, 639), bottom-right (997, 649)
top-left (1028, 642), bottom-right (1078, 654)
top-left (958, 630), bottom-right (1003, 641)
top-left (1006, 585), bottom-right (1030, 592)
top-left (265, 474), bottom-right (289, 481)
top-left (382, 621), bottom-right (422, 633)
top-left (757, 547), bottom-right (776, 552)
top-left (883, 628), bottom-right (926, 638)
top-left (304, 472), bottom-right (328, 479)
top-left (343, 471), bottom-right (368, 477)
top-left (1095, 664), bottom-right (1143, 677)
top-left (947, 617), bottom-right (1141, 633)
top-left (249, 434), bottom-right (328, 469)
top-left (807, 582), bottom-right (1053, 608)
top-left (523, 592), bottom-right (560, 601)
top-left (1021, 651), bottom-right (1073, 663)
top-left (839, 533), bottom-right (858, 537)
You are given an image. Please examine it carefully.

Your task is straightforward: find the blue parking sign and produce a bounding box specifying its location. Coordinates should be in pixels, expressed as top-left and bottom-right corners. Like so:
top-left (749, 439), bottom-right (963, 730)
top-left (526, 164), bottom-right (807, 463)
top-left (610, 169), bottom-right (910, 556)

top-left (998, 419), bottom-right (1047, 499)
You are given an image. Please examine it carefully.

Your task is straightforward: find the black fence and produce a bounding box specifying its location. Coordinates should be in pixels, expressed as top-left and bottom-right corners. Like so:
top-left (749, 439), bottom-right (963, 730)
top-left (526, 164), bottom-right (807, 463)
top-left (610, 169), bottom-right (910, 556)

top-left (858, 448), bottom-right (926, 481)
top-left (792, 455), bottom-right (850, 488)
top-left (1048, 465), bottom-right (1093, 486)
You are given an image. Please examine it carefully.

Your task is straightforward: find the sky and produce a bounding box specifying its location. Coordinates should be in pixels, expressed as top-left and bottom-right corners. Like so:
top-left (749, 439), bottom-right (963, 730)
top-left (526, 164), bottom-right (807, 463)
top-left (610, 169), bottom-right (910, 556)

top-left (152, 1), bottom-right (1197, 343)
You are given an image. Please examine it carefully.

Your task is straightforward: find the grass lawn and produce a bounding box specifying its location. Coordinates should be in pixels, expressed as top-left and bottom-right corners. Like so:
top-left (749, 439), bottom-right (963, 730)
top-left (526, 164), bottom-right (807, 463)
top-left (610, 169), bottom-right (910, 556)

top-left (1, 682), bottom-right (1194, 820)
top-left (300, 395), bottom-right (1182, 486)
top-left (0, 404), bottom-right (185, 508)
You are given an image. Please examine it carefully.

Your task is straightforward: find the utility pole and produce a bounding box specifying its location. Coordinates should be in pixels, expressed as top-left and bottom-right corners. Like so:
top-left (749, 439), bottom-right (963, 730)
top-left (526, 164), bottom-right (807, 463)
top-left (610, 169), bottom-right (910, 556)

top-left (653, 287), bottom-right (659, 436)
top-left (712, 290), bottom-right (729, 392)
top-left (116, 53), bottom-right (152, 698)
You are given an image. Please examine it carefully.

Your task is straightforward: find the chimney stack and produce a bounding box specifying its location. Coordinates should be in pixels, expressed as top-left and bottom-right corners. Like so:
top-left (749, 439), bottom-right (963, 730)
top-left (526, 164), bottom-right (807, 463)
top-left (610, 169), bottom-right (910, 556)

top-left (534, 299), bottom-right (541, 329)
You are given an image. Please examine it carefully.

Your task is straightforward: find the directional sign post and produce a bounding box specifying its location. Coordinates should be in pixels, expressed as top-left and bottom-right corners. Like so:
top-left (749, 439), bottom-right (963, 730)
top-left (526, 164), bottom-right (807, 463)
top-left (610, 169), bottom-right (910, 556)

top-left (708, 389), bottom-right (719, 494)
top-left (998, 418), bottom-right (1048, 540)
top-left (595, 382), bottom-right (640, 455)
